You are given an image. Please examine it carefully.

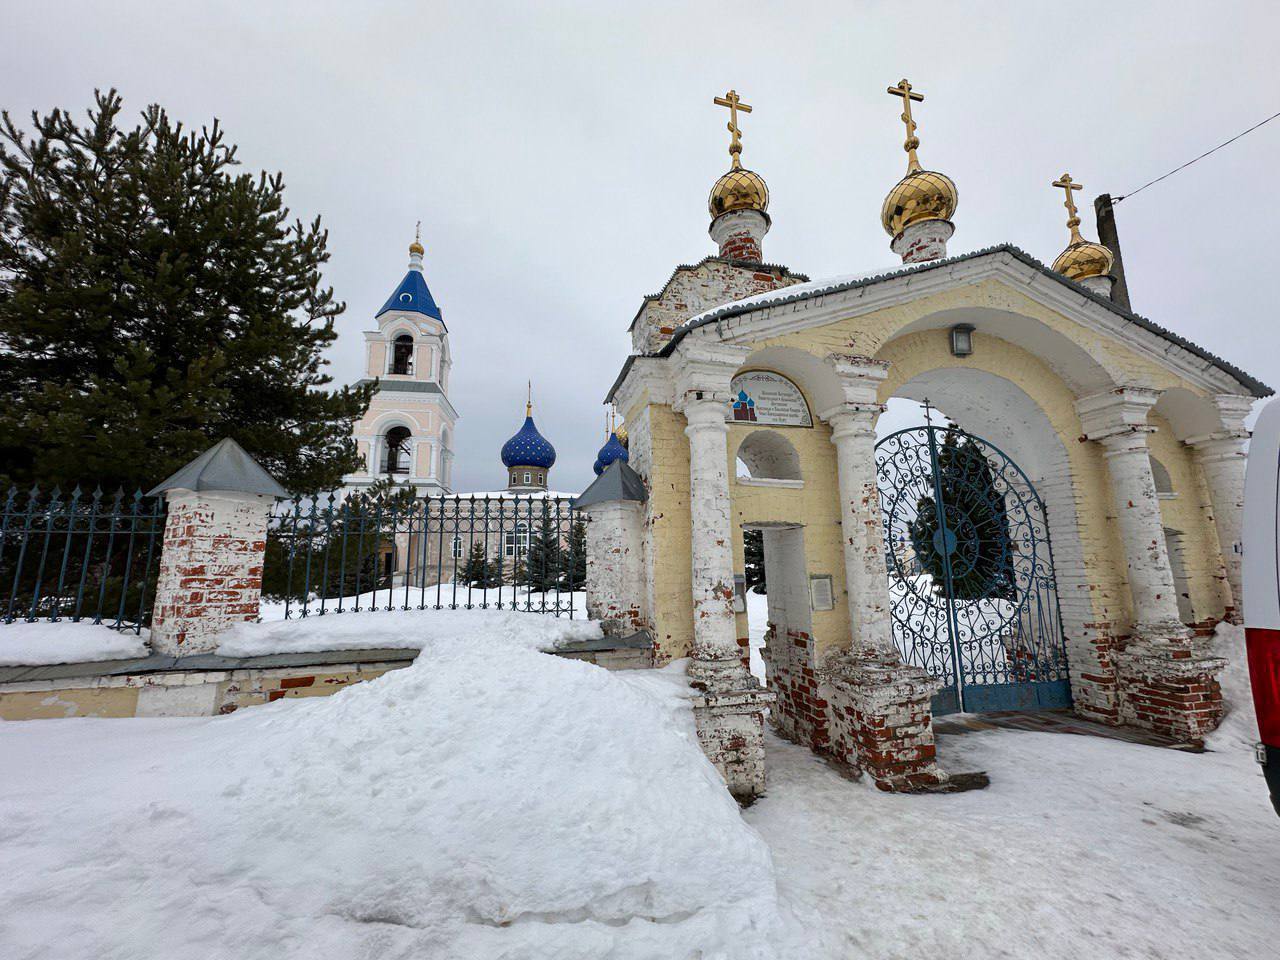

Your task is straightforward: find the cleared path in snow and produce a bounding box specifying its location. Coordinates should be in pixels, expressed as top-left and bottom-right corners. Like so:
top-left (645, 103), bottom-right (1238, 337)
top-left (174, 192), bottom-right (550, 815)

top-left (745, 626), bottom-right (1280, 959)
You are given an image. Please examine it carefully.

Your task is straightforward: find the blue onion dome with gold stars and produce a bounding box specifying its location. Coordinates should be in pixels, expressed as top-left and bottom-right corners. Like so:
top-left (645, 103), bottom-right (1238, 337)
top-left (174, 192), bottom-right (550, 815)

top-left (501, 402), bottom-right (556, 469)
top-left (593, 432), bottom-right (629, 476)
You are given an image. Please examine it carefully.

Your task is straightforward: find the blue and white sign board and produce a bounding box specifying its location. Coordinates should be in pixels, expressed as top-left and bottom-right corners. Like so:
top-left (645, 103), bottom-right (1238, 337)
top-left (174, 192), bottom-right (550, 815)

top-left (729, 371), bottom-right (812, 427)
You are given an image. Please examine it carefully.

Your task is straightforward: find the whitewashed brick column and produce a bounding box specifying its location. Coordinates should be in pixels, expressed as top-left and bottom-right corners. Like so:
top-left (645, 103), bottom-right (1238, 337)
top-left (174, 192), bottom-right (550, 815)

top-left (815, 356), bottom-right (948, 791)
top-left (1078, 390), bottom-right (1225, 743)
top-left (825, 404), bottom-right (899, 662)
top-left (579, 500), bottom-right (647, 636)
top-left (1187, 395), bottom-right (1253, 620)
top-left (1097, 431), bottom-right (1188, 636)
top-left (150, 490), bottom-right (273, 656)
top-left (681, 393), bottom-right (751, 691)
top-left (821, 357), bottom-right (901, 662)
top-left (1077, 389), bottom-right (1186, 637)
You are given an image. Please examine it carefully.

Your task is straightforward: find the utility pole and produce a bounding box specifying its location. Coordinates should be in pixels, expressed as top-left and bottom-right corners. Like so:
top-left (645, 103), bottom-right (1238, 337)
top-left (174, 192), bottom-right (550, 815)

top-left (1094, 194), bottom-right (1132, 311)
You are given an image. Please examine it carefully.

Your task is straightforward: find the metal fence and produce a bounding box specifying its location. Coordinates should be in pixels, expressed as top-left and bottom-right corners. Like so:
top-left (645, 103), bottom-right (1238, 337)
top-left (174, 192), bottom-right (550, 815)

top-left (265, 492), bottom-right (585, 620)
top-left (1, 486), bottom-right (168, 633)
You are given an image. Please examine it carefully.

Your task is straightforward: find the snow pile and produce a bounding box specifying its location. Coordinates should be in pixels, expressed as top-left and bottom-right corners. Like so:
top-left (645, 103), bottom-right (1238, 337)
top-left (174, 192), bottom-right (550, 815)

top-left (0, 624), bottom-right (790, 959)
top-left (0, 620), bottom-right (148, 666)
top-left (218, 603), bottom-right (601, 658)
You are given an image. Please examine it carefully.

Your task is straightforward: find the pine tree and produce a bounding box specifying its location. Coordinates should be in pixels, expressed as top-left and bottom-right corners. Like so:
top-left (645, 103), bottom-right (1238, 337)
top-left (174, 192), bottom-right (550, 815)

top-left (559, 519), bottom-right (587, 591)
top-left (0, 90), bottom-right (373, 494)
top-left (523, 506), bottom-right (562, 592)
top-left (908, 431), bottom-right (1016, 601)
top-left (743, 528), bottom-right (766, 594)
top-left (459, 541), bottom-right (497, 588)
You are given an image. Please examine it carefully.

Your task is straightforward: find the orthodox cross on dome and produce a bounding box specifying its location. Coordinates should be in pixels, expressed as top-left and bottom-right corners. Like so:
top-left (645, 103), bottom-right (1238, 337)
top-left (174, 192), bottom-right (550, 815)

top-left (713, 89), bottom-right (753, 170)
top-left (1052, 173), bottom-right (1087, 245)
top-left (886, 78), bottom-right (925, 174)
top-left (526, 379), bottom-right (533, 417)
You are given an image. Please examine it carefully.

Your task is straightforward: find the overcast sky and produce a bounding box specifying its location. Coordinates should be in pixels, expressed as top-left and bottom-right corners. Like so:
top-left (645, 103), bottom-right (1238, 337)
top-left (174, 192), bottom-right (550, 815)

top-left (5, 1), bottom-right (1279, 492)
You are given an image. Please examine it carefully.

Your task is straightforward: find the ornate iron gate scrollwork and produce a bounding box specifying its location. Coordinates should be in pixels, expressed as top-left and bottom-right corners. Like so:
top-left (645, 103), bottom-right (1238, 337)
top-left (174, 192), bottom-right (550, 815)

top-left (875, 425), bottom-right (1071, 714)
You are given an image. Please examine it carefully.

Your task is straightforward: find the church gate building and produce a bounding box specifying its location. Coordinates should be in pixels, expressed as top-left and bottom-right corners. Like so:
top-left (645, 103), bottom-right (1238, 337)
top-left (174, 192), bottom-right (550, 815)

top-left (582, 83), bottom-right (1269, 800)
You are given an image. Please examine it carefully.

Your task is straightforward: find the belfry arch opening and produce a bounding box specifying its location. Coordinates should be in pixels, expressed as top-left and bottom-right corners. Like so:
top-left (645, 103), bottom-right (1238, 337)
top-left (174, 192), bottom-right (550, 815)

top-left (383, 425), bottom-right (412, 475)
top-left (390, 334), bottom-right (414, 375)
top-left (735, 430), bottom-right (803, 483)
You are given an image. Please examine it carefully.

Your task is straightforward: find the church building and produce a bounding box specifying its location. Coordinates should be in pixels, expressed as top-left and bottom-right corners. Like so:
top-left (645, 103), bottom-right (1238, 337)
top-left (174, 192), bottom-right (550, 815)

top-left (579, 82), bottom-right (1270, 801)
top-left (344, 231), bottom-right (458, 495)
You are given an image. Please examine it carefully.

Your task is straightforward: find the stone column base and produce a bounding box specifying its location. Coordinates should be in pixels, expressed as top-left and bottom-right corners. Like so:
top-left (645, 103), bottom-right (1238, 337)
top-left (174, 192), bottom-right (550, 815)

top-left (1115, 640), bottom-right (1226, 745)
top-left (822, 657), bottom-right (949, 792)
top-left (691, 685), bottom-right (776, 803)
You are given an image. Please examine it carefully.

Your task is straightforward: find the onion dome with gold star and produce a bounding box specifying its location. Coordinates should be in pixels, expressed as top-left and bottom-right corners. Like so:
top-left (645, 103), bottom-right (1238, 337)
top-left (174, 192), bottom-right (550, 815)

top-left (707, 89), bottom-right (770, 221)
top-left (880, 79), bottom-right (957, 238)
top-left (593, 410), bottom-right (629, 476)
top-left (1049, 173), bottom-right (1114, 282)
top-left (501, 386), bottom-right (556, 471)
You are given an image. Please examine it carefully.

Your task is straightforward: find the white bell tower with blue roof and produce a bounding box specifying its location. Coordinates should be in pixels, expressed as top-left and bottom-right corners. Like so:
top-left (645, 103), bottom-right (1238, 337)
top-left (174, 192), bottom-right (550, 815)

top-left (344, 227), bottom-right (458, 496)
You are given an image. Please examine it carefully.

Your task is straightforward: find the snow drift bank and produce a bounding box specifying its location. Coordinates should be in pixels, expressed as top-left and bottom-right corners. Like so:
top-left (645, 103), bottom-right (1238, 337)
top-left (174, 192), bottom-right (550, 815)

top-left (217, 603), bottom-right (602, 658)
top-left (0, 613), bottom-right (789, 959)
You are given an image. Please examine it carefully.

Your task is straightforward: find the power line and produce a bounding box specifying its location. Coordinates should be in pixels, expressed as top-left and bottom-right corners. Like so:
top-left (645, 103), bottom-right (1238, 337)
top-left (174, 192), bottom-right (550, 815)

top-left (1115, 109), bottom-right (1280, 203)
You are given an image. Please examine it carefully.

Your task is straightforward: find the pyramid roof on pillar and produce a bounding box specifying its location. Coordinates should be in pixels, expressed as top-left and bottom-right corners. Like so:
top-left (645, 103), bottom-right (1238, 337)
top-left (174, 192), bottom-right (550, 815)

top-left (608, 244), bottom-right (1271, 402)
top-left (573, 460), bottom-right (647, 510)
top-left (377, 266), bottom-right (443, 323)
top-left (148, 437), bottom-right (288, 497)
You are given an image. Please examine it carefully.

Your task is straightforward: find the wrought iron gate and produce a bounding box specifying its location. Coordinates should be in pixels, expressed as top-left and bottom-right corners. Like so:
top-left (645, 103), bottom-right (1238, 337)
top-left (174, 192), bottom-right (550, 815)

top-left (875, 426), bottom-right (1070, 714)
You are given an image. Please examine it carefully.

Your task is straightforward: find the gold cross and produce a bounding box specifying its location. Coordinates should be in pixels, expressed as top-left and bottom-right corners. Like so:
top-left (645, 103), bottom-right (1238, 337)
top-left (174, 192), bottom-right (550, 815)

top-left (713, 89), bottom-right (753, 169)
top-left (415, 220), bottom-right (421, 243)
top-left (887, 78), bottom-right (925, 173)
top-left (1052, 173), bottom-right (1085, 244)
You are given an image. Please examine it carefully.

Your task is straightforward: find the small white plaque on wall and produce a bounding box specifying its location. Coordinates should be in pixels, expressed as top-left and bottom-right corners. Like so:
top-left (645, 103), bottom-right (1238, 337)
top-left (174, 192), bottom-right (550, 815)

top-left (809, 575), bottom-right (834, 611)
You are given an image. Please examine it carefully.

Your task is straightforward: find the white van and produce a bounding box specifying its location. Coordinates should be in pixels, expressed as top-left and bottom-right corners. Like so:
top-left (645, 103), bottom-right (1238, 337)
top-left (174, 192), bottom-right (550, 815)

top-left (1242, 397), bottom-right (1280, 815)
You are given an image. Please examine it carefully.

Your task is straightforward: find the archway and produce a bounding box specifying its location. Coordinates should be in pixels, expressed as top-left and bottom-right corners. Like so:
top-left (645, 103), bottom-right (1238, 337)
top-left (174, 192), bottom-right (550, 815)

top-left (876, 423), bottom-right (1070, 713)
top-left (881, 365), bottom-right (1095, 715)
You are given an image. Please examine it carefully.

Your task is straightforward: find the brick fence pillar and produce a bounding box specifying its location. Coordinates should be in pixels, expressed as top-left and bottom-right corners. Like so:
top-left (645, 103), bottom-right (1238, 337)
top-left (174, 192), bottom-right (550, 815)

top-left (579, 499), bottom-right (647, 636)
top-left (147, 439), bottom-right (286, 656)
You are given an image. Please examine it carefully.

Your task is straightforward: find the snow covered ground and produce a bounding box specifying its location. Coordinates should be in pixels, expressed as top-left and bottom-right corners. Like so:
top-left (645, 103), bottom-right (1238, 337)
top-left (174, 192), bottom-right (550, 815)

top-left (1, 609), bottom-right (1276, 959)
top-left (0, 612), bottom-right (789, 959)
top-left (0, 620), bottom-right (148, 666)
top-left (744, 622), bottom-right (1280, 959)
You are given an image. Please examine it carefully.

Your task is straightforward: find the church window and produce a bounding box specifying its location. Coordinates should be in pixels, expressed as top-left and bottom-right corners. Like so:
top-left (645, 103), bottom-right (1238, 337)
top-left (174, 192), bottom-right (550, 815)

top-left (504, 521), bottom-right (530, 558)
top-left (537, 471), bottom-right (544, 485)
top-left (391, 334), bottom-right (414, 375)
top-left (384, 426), bottom-right (412, 475)
top-left (451, 535), bottom-right (464, 560)
top-left (523, 470), bottom-right (532, 484)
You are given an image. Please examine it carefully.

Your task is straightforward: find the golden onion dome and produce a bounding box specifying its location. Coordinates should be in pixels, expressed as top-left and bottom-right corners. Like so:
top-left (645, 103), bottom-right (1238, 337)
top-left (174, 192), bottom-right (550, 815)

top-left (1052, 240), bottom-right (1114, 282)
top-left (709, 167), bottom-right (770, 219)
top-left (409, 239), bottom-right (425, 256)
top-left (881, 169), bottom-right (958, 237)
